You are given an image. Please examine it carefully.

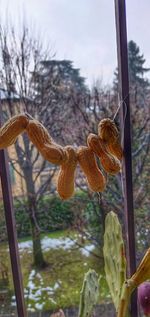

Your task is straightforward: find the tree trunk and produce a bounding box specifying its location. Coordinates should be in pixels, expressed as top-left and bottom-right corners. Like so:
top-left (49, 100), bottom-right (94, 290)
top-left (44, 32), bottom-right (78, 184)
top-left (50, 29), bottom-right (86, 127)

top-left (23, 164), bottom-right (47, 269)
top-left (13, 131), bottom-right (47, 268)
top-left (29, 198), bottom-right (47, 269)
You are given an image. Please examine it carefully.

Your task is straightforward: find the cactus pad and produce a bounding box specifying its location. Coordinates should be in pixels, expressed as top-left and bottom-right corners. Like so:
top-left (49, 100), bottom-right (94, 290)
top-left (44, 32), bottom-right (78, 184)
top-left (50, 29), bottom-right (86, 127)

top-left (78, 269), bottom-right (99, 317)
top-left (103, 211), bottom-right (127, 311)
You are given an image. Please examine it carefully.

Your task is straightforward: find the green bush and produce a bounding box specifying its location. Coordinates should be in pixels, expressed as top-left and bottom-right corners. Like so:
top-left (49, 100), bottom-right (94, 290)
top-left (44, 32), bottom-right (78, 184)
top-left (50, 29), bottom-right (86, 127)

top-left (14, 195), bottom-right (76, 238)
top-left (0, 191), bottom-right (104, 243)
top-left (0, 195), bottom-right (76, 239)
top-left (36, 195), bottom-right (75, 232)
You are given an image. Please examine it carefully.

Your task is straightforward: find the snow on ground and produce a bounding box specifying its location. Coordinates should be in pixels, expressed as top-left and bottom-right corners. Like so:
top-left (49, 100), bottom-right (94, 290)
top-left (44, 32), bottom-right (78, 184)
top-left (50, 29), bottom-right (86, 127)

top-left (42, 236), bottom-right (76, 251)
top-left (18, 236), bottom-right (95, 257)
top-left (11, 235), bottom-right (95, 311)
top-left (18, 237), bottom-right (76, 253)
top-left (12, 269), bottom-right (59, 311)
top-left (80, 244), bottom-right (95, 256)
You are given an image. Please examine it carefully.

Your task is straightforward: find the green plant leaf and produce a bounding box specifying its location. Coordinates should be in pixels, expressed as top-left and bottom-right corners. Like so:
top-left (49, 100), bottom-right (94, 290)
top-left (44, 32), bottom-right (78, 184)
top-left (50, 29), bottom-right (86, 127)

top-left (78, 269), bottom-right (99, 317)
top-left (103, 211), bottom-right (127, 310)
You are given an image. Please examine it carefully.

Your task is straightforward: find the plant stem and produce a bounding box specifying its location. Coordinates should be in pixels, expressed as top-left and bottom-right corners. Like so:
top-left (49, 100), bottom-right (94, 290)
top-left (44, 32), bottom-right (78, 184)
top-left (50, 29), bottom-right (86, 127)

top-left (117, 280), bottom-right (135, 317)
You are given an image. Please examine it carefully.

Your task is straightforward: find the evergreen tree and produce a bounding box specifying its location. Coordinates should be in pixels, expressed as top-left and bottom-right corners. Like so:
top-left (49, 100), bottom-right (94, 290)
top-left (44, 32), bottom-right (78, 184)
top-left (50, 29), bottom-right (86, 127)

top-left (33, 59), bottom-right (87, 96)
top-left (128, 40), bottom-right (150, 88)
top-left (113, 40), bottom-right (150, 98)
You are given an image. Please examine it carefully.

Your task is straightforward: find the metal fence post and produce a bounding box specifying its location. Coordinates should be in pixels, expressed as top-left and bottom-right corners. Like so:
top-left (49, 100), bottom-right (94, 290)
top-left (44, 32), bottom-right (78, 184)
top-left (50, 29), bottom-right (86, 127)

top-left (0, 99), bottom-right (27, 316)
top-left (114, 0), bottom-right (138, 316)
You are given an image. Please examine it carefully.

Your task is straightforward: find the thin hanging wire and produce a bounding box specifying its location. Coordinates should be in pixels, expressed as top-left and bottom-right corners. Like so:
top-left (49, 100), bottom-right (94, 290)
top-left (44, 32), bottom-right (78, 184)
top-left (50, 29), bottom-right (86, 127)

top-left (113, 92), bottom-right (128, 146)
top-left (97, 92), bottom-right (128, 204)
top-left (113, 93), bottom-right (128, 199)
top-left (113, 92), bottom-right (121, 121)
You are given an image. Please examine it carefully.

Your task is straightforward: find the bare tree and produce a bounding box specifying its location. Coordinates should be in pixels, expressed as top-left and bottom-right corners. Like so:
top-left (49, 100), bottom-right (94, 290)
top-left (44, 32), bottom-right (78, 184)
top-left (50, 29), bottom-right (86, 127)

top-left (70, 83), bottom-right (150, 254)
top-left (0, 24), bottom-right (56, 268)
top-left (0, 22), bottom-right (89, 267)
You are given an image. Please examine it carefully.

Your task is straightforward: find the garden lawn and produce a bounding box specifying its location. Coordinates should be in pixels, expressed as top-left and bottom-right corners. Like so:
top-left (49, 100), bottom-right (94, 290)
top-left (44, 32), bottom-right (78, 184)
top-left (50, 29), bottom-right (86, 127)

top-left (0, 230), bottom-right (110, 313)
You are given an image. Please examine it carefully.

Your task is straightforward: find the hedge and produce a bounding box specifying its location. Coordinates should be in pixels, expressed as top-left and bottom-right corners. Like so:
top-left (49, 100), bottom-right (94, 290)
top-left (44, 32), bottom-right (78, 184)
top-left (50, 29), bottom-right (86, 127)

top-left (0, 192), bottom-right (89, 240)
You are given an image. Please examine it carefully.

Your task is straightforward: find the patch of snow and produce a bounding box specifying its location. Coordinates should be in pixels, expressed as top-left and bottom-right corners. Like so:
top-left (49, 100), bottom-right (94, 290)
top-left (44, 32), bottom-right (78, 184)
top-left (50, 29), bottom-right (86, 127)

top-left (35, 302), bottom-right (44, 310)
top-left (34, 289), bottom-right (43, 297)
top-left (29, 270), bottom-right (36, 278)
top-left (18, 240), bottom-right (33, 250)
top-left (50, 298), bottom-right (57, 304)
top-left (18, 236), bottom-right (76, 253)
top-left (80, 245), bottom-right (95, 256)
top-left (22, 270), bottom-right (59, 311)
top-left (18, 235), bottom-right (95, 259)
top-left (27, 280), bottom-right (35, 290)
top-left (41, 236), bottom-right (76, 251)
top-left (28, 307), bottom-right (35, 312)
top-left (54, 282), bottom-right (59, 290)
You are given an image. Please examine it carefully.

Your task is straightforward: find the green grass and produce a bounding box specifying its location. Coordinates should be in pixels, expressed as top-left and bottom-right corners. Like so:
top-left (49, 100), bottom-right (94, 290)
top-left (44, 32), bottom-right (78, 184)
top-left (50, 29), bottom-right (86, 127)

top-left (0, 230), bottom-right (110, 313)
top-left (17, 229), bottom-right (72, 243)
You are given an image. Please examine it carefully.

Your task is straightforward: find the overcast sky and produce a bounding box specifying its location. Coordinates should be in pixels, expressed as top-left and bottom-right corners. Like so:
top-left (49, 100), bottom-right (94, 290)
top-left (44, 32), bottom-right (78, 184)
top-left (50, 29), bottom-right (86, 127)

top-left (0, 0), bottom-right (150, 87)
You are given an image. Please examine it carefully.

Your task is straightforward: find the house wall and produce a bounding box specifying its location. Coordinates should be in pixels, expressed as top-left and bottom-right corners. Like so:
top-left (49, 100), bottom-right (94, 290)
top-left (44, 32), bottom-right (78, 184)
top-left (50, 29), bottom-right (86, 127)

top-left (0, 100), bottom-right (57, 200)
top-left (0, 142), bottom-right (27, 199)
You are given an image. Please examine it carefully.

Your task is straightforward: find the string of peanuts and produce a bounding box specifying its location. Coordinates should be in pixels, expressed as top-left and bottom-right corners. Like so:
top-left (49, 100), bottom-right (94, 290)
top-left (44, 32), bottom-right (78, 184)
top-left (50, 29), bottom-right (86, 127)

top-left (0, 113), bottom-right (123, 200)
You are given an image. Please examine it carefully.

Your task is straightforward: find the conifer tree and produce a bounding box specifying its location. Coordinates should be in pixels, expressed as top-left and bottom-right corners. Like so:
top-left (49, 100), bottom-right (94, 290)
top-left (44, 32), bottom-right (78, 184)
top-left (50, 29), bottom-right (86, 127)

top-left (113, 40), bottom-right (150, 98)
top-left (128, 40), bottom-right (150, 88)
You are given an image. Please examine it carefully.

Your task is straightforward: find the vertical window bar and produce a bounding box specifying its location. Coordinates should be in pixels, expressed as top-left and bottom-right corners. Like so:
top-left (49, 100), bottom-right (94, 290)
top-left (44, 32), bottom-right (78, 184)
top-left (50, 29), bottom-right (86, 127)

top-left (114, 0), bottom-right (138, 316)
top-left (0, 100), bottom-right (27, 316)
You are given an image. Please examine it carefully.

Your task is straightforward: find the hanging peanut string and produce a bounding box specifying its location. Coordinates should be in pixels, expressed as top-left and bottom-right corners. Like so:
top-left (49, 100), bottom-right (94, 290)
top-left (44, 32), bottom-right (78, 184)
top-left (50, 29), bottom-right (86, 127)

top-left (0, 113), bottom-right (123, 200)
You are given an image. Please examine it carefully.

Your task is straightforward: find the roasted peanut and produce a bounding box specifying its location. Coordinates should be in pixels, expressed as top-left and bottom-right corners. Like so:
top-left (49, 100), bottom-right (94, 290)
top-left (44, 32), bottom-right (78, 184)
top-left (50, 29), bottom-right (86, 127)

top-left (0, 113), bottom-right (124, 200)
top-left (77, 146), bottom-right (106, 192)
top-left (0, 114), bottom-right (29, 148)
top-left (87, 133), bottom-right (103, 157)
top-left (57, 146), bottom-right (77, 200)
top-left (98, 118), bottom-right (119, 143)
top-left (26, 120), bottom-right (67, 165)
top-left (87, 133), bottom-right (121, 175)
top-left (98, 118), bottom-right (123, 160)
top-left (106, 142), bottom-right (123, 161)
